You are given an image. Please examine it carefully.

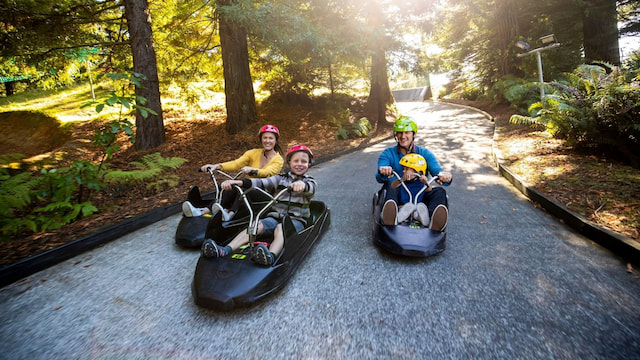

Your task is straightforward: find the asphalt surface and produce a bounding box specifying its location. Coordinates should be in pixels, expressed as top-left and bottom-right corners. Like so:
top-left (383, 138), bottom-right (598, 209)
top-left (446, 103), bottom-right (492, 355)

top-left (1, 101), bottom-right (639, 359)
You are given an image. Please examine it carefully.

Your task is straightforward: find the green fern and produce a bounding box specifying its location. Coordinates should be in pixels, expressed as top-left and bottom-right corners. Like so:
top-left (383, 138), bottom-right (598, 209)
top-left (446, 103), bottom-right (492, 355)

top-left (331, 109), bottom-right (372, 140)
top-left (511, 63), bottom-right (640, 166)
top-left (104, 152), bottom-right (187, 191)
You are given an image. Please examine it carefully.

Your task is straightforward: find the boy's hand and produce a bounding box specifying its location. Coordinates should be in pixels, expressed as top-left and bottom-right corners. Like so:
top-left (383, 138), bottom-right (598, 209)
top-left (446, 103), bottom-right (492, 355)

top-left (221, 179), bottom-right (241, 190)
top-left (402, 172), bottom-right (421, 182)
top-left (290, 180), bottom-right (306, 192)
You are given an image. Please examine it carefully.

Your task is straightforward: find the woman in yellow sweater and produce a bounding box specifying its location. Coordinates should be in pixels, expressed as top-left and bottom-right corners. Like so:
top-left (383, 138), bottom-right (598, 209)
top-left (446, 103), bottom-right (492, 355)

top-left (182, 125), bottom-right (284, 220)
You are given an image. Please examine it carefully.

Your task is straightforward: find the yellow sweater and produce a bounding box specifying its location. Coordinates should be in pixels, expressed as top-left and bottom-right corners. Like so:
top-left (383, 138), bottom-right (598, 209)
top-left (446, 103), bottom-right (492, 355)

top-left (219, 148), bottom-right (284, 178)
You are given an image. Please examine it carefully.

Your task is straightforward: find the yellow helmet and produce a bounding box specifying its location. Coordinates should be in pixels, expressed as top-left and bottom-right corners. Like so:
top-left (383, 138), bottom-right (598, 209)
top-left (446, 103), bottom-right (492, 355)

top-left (399, 153), bottom-right (427, 175)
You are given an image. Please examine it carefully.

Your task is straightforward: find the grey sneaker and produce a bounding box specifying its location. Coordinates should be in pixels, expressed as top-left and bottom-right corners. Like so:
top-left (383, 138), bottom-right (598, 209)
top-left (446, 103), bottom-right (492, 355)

top-left (381, 200), bottom-right (398, 225)
top-left (429, 204), bottom-right (448, 232)
top-left (182, 201), bottom-right (203, 217)
top-left (416, 203), bottom-right (430, 227)
top-left (212, 203), bottom-right (232, 221)
top-left (397, 204), bottom-right (415, 223)
top-left (252, 244), bottom-right (274, 266)
top-left (202, 239), bottom-right (227, 258)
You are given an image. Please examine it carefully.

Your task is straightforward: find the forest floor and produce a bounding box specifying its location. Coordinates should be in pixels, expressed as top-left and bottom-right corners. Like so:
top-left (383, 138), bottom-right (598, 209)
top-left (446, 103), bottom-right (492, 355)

top-left (1, 98), bottom-right (638, 267)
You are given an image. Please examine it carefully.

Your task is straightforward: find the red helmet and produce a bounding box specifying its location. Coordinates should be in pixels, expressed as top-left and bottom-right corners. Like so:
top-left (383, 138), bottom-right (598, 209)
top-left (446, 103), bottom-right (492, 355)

top-left (286, 144), bottom-right (313, 163)
top-left (259, 124), bottom-right (280, 139)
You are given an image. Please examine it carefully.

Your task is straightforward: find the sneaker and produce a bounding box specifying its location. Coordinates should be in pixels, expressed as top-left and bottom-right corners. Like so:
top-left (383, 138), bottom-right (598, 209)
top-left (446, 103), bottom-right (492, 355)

top-left (182, 201), bottom-right (203, 217)
top-left (202, 239), bottom-right (227, 258)
top-left (429, 204), bottom-right (448, 232)
top-left (416, 203), bottom-right (430, 227)
top-left (381, 200), bottom-right (398, 225)
top-left (252, 244), bottom-right (274, 266)
top-left (212, 203), bottom-right (232, 221)
top-left (397, 204), bottom-right (415, 223)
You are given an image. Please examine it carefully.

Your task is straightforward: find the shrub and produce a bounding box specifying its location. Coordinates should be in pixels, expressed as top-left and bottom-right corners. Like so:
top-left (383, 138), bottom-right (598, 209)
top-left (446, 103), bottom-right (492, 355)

top-left (510, 64), bottom-right (640, 167)
top-left (330, 109), bottom-right (372, 140)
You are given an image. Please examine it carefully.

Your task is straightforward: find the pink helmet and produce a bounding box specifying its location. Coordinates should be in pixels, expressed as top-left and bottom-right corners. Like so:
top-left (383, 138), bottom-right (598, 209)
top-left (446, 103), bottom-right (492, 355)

top-left (286, 144), bottom-right (314, 163)
top-left (259, 124), bottom-right (280, 139)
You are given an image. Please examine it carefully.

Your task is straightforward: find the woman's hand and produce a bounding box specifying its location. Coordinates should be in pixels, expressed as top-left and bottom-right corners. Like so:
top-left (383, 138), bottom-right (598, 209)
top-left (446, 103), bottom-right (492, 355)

top-left (201, 164), bottom-right (220, 172)
top-left (290, 180), bottom-right (306, 192)
top-left (240, 166), bottom-right (255, 175)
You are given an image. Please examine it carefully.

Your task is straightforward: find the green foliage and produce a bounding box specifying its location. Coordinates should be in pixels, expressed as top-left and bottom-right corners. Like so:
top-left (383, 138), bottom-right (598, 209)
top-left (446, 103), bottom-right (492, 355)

top-left (0, 157), bottom-right (102, 239)
top-left (510, 64), bottom-right (640, 166)
top-left (104, 152), bottom-right (187, 192)
top-left (0, 151), bottom-right (186, 240)
top-left (0, 72), bottom-right (183, 240)
top-left (623, 49), bottom-right (640, 81)
top-left (92, 118), bottom-right (135, 162)
top-left (82, 72), bottom-right (158, 123)
top-left (445, 78), bottom-right (483, 101)
top-left (490, 76), bottom-right (541, 113)
top-left (330, 109), bottom-right (372, 140)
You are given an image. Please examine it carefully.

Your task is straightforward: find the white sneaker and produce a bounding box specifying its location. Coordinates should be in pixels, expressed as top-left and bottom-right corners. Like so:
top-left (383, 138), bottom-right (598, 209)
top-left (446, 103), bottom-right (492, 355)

top-left (416, 203), bottom-right (430, 226)
top-left (381, 200), bottom-right (398, 225)
top-left (397, 204), bottom-right (415, 223)
top-left (182, 201), bottom-right (203, 217)
top-left (429, 204), bottom-right (448, 232)
top-left (212, 203), bottom-right (232, 221)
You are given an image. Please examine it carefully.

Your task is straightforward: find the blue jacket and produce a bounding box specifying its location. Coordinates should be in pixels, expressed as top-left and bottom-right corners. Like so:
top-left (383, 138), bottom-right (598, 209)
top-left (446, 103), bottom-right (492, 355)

top-left (375, 144), bottom-right (448, 185)
top-left (399, 178), bottom-right (425, 205)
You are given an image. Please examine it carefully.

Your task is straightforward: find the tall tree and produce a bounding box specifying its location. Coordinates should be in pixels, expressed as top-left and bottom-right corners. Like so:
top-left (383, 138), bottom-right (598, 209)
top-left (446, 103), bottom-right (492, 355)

top-left (216, 0), bottom-right (257, 134)
top-left (123, 0), bottom-right (165, 149)
top-left (365, 0), bottom-right (394, 131)
top-left (582, 0), bottom-right (620, 65)
top-left (495, 0), bottom-right (520, 77)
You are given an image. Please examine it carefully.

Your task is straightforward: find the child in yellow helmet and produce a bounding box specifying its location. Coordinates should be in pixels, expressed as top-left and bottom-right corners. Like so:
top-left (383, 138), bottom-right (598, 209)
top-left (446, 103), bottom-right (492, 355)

top-left (381, 153), bottom-right (444, 227)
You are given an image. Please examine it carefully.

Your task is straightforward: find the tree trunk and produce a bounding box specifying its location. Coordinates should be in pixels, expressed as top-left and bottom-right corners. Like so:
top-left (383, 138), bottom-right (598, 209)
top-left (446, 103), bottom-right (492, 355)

top-left (367, 48), bottom-right (394, 132)
top-left (123, 0), bottom-right (165, 150)
top-left (217, 0), bottom-right (257, 135)
top-left (583, 0), bottom-right (620, 65)
top-left (5, 81), bottom-right (15, 96)
top-left (495, 0), bottom-right (519, 77)
top-left (365, 0), bottom-right (394, 133)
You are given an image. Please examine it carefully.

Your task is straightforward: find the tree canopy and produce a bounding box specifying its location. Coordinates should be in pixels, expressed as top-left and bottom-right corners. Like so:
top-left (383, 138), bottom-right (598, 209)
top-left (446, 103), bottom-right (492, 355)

top-left (1, 0), bottom-right (638, 131)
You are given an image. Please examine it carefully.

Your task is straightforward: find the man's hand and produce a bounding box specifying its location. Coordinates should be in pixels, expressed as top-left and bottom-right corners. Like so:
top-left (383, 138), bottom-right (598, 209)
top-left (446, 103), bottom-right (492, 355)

top-left (378, 166), bottom-right (393, 177)
top-left (436, 171), bottom-right (452, 184)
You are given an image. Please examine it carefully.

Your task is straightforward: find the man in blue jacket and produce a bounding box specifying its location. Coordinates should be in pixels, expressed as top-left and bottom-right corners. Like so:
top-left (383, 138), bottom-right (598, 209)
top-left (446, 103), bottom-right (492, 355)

top-left (376, 116), bottom-right (452, 231)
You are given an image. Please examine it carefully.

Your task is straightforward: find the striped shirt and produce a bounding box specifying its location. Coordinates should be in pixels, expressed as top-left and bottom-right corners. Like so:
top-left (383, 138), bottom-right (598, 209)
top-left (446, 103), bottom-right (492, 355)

top-left (244, 172), bottom-right (317, 222)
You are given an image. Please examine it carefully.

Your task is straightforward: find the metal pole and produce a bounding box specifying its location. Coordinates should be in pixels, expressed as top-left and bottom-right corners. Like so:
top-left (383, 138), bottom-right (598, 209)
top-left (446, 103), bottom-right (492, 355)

top-left (536, 51), bottom-right (544, 107)
top-left (518, 42), bottom-right (559, 108)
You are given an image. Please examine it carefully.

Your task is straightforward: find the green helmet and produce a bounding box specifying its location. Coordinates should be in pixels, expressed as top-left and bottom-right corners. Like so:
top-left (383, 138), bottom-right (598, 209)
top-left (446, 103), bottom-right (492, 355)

top-left (393, 116), bottom-right (418, 133)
